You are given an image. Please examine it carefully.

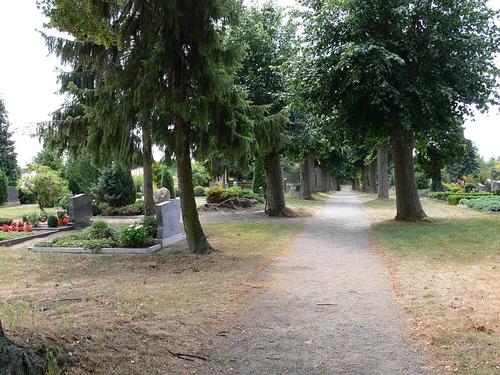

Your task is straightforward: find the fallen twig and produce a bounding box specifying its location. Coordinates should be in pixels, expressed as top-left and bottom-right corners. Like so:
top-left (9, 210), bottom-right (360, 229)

top-left (167, 350), bottom-right (207, 362)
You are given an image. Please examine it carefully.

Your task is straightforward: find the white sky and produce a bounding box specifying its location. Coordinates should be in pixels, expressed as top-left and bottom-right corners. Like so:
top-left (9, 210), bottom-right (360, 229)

top-left (0, 0), bottom-right (498, 167)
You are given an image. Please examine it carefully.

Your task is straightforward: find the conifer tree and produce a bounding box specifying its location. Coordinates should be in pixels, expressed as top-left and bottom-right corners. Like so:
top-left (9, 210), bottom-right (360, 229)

top-left (0, 97), bottom-right (19, 185)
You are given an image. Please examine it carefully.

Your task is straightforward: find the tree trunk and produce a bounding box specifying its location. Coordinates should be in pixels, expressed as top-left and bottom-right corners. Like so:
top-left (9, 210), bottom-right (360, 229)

top-left (361, 166), bottom-right (369, 192)
top-left (315, 167), bottom-right (326, 192)
top-left (309, 156), bottom-right (317, 193)
top-left (173, 54), bottom-right (212, 254)
top-left (300, 155), bottom-right (312, 200)
top-left (354, 177), bottom-right (360, 191)
top-left (264, 152), bottom-right (286, 216)
top-left (392, 126), bottom-right (427, 220)
top-left (0, 321), bottom-right (45, 374)
top-left (368, 159), bottom-right (377, 194)
top-left (430, 166), bottom-right (444, 191)
top-left (332, 176), bottom-right (338, 192)
top-left (142, 121), bottom-right (155, 216)
top-left (377, 145), bottom-right (389, 198)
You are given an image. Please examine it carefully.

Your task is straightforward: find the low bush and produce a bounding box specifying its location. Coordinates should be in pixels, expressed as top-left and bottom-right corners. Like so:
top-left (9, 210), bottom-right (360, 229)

top-left (87, 220), bottom-right (117, 240)
top-left (228, 186), bottom-right (264, 203)
top-left (442, 183), bottom-right (464, 193)
top-left (119, 224), bottom-right (151, 248)
top-left (37, 236), bottom-right (117, 250)
top-left (0, 218), bottom-right (13, 225)
top-left (193, 186), bottom-right (206, 197)
top-left (206, 185), bottom-right (230, 203)
top-left (464, 183), bottom-right (476, 193)
top-left (140, 216), bottom-right (158, 238)
top-left (461, 196), bottom-right (500, 212)
top-left (47, 215), bottom-right (58, 228)
top-left (58, 193), bottom-right (72, 210)
top-left (427, 191), bottom-right (452, 200)
top-left (18, 188), bottom-right (36, 204)
top-left (447, 193), bottom-right (492, 205)
top-left (100, 202), bottom-right (144, 216)
top-left (26, 211), bottom-right (41, 227)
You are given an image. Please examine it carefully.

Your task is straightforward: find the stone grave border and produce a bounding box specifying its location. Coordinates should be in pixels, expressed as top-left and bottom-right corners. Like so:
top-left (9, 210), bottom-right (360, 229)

top-left (0, 225), bottom-right (74, 247)
top-left (31, 242), bottom-right (162, 255)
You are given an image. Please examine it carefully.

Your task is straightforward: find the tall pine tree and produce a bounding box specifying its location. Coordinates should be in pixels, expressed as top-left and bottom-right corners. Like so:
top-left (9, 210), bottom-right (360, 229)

top-left (0, 97), bottom-right (19, 185)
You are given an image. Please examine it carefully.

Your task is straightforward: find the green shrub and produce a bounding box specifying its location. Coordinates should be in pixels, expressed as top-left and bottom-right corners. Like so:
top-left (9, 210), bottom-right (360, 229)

top-left (0, 218), bottom-right (13, 225)
top-left (87, 220), bottom-right (117, 240)
top-left (252, 157), bottom-right (267, 194)
top-left (93, 165), bottom-right (136, 207)
top-left (58, 193), bottom-right (72, 210)
top-left (37, 236), bottom-right (117, 250)
top-left (101, 202), bottom-right (145, 216)
top-left (461, 197), bottom-right (500, 212)
top-left (26, 211), bottom-right (41, 227)
top-left (119, 224), bottom-right (151, 248)
top-left (442, 183), bottom-right (464, 193)
top-left (464, 183), bottom-right (476, 193)
top-left (228, 186), bottom-right (264, 202)
top-left (47, 215), bottom-right (58, 228)
top-left (160, 167), bottom-right (176, 199)
top-left (133, 175), bottom-right (144, 193)
top-left (447, 193), bottom-right (492, 205)
top-left (140, 216), bottom-right (158, 238)
top-left (427, 191), bottom-right (452, 200)
top-left (0, 170), bottom-right (8, 205)
top-left (18, 188), bottom-right (36, 204)
top-left (193, 186), bottom-right (206, 197)
top-left (206, 185), bottom-right (229, 203)
top-left (191, 162), bottom-right (210, 187)
top-left (20, 164), bottom-right (69, 209)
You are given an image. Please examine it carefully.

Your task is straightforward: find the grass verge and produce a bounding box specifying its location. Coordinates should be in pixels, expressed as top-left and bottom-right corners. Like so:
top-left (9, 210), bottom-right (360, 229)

top-left (0, 204), bottom-right (57, 220)
top-left (0, 219), bottom-right (304, 374)
top-left (360, 193), bottom-right (500, 375)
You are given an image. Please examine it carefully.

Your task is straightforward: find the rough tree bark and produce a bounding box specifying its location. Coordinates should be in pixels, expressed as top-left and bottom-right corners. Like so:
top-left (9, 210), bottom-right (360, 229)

top-left (315, 167), bottom-right (326, 192)
top-left (368, 159), bottom-right (377, 194)
top-left (332, 176), bottom-right (338, 192)
top-left (173, 55), bottom-right (212, 254)
top-left (0, 321), bottom-right (44, 374)
top-left (377, 145), bottom-right (389, 198)
top-left (361, 166), bottom-right (369, 192)
top-left (142, 121), bottom-right (155, 216)
top-left (300, 154), bottom-right (312, 200)
top-left (264, 152), bottom-right (286, 216)
top-left (309, 156), bottom-right (317, 193)
top-left (392, 126), bottom-right (427, 220)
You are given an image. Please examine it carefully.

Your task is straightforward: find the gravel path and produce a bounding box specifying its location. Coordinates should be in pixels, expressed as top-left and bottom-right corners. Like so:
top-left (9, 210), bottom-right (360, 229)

top-left (202, 188), bottom-right (431, 374)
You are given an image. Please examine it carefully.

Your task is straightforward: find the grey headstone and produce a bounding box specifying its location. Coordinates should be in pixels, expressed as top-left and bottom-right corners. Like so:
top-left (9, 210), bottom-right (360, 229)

top-left (153, 187), bottom-right (170, 204)
top-left (6, 186), bottom-right (20, 207)
top-left (156, 200), bottom-right (185, 246)
top-left (68, 194), bottom-right (93, 228)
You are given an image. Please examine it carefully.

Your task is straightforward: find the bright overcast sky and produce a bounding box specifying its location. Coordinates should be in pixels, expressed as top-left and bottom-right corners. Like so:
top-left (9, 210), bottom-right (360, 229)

top-left (0, 0), bottom-right (498, 167)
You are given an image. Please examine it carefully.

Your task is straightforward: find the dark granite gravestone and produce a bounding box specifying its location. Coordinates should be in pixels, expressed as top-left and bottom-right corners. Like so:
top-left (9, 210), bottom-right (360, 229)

top-left (156, 200), bottom-right (185, 247)
top-left (68, 194), bottom-right (93, 227)
top-left (6, 186), bottom-right (20, 207)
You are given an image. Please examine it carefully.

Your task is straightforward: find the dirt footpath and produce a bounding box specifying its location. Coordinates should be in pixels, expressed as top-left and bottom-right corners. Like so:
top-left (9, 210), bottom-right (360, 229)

top-left (201, 189), bottom-right (432, 374)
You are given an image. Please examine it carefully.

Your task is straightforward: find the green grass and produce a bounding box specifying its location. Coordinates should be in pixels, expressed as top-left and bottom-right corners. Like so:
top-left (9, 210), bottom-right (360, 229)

top-left (361, 194), bottom-right (500, 375)
top-left (0, 204), bottom-right (57, 220)
top-left (285, 192), bottom-right (332, 208)
top-left (0, 231), bottom-right (33, 241)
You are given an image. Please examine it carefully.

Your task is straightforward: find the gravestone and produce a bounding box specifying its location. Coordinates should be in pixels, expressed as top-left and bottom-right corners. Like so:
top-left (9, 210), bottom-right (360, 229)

top-left (6, 187), bottom-right (20, 207)
top-left (68, 194), bottom-right (93, 228)
top-left (156, 200), bottom-right (185, 247)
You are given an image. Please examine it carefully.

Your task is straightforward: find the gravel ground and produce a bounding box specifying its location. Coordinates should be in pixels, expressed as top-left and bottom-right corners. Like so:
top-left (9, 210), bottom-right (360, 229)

top-left (201, 189), bottom-right (433, 374)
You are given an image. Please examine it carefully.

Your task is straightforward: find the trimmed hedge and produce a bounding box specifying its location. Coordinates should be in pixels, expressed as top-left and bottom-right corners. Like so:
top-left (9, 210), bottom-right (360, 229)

top-left (460, 197), bottom-right (500, 212)
top-left (447, 193), bottom-right (492, 205)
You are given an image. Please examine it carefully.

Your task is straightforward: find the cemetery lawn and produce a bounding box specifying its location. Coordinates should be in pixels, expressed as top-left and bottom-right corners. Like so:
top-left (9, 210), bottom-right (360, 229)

top-left (360, 194), bottom-right (500, 375)
top-left (0, 231), bottom-right (33, 241)
top-left (0, 204), bottom-right (57, 220)
top-left (0, 219), bottom-right (305, 374)
top-left (286, 192), bottom-right (332, 213)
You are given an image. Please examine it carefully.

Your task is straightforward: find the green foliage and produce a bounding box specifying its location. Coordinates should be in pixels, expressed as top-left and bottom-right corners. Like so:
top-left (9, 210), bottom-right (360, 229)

top-left (58, 193), bottom-right (72, 210)
top-left (38, 235), bottom-right (117, 250)
top-left (193, 186), bottom-right (206, 197)
top-left (47, 215), bottom-right (58, 228)
top-left (442, 183), bottom-right (464, 193)
top-left (119, 224), bottom-right (151, 248)
top-left (152, 163), bottom-right (163, 189)
top-left (0, 97), bottom-right (19, 184)
top-left (133, 175), bottom-right (144, 193)
top-left (0, 218), bottom-right (13, 225)
top-left (20, 164), bottom-right (69, 210)
top-left (415, 169), bottom-right (430, 190)
top-left (447, 193), bottom-right (492, 205)
top-left (18, 188), bottom-right (36, 204)
top-left (160, 167), bottom-right (176, 199)
top-left (140, 216), bottom-right (158, 238)
top-left (100, 202), bottom-right (144, 216)
top-left (464, 183), bottom-right (476, 193)
top-left (93, 165), bottom-right (136, 207)
top-left (0, 170), bottom-right (8, 205)
top-left (228, 186), bottom-right (264, 203)
top-left (206, 186), bottom-right (230, 204)
top-left (446, 140), bottom-right (481, 180)
top-left (26, 211), bottom-right (41, 227)
top-left (65, 154), bottom-right (99, 194)
top-left (33, 147), bottom-right (64, 172)
top-left (87, 220), bottom-right (116, 240)
top-left (461, 197), bottom-right (500, 212)
top-left (252, 156), bottom-right (267, 194)
top-left (191, 162), bottom-right (210, 187)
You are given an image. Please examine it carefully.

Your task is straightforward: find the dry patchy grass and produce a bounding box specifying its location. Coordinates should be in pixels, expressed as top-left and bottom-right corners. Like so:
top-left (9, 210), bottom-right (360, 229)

top-left (360, 193), bottom-right (500, 374)
top-left (0, 219), bottom-right (304, 374)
